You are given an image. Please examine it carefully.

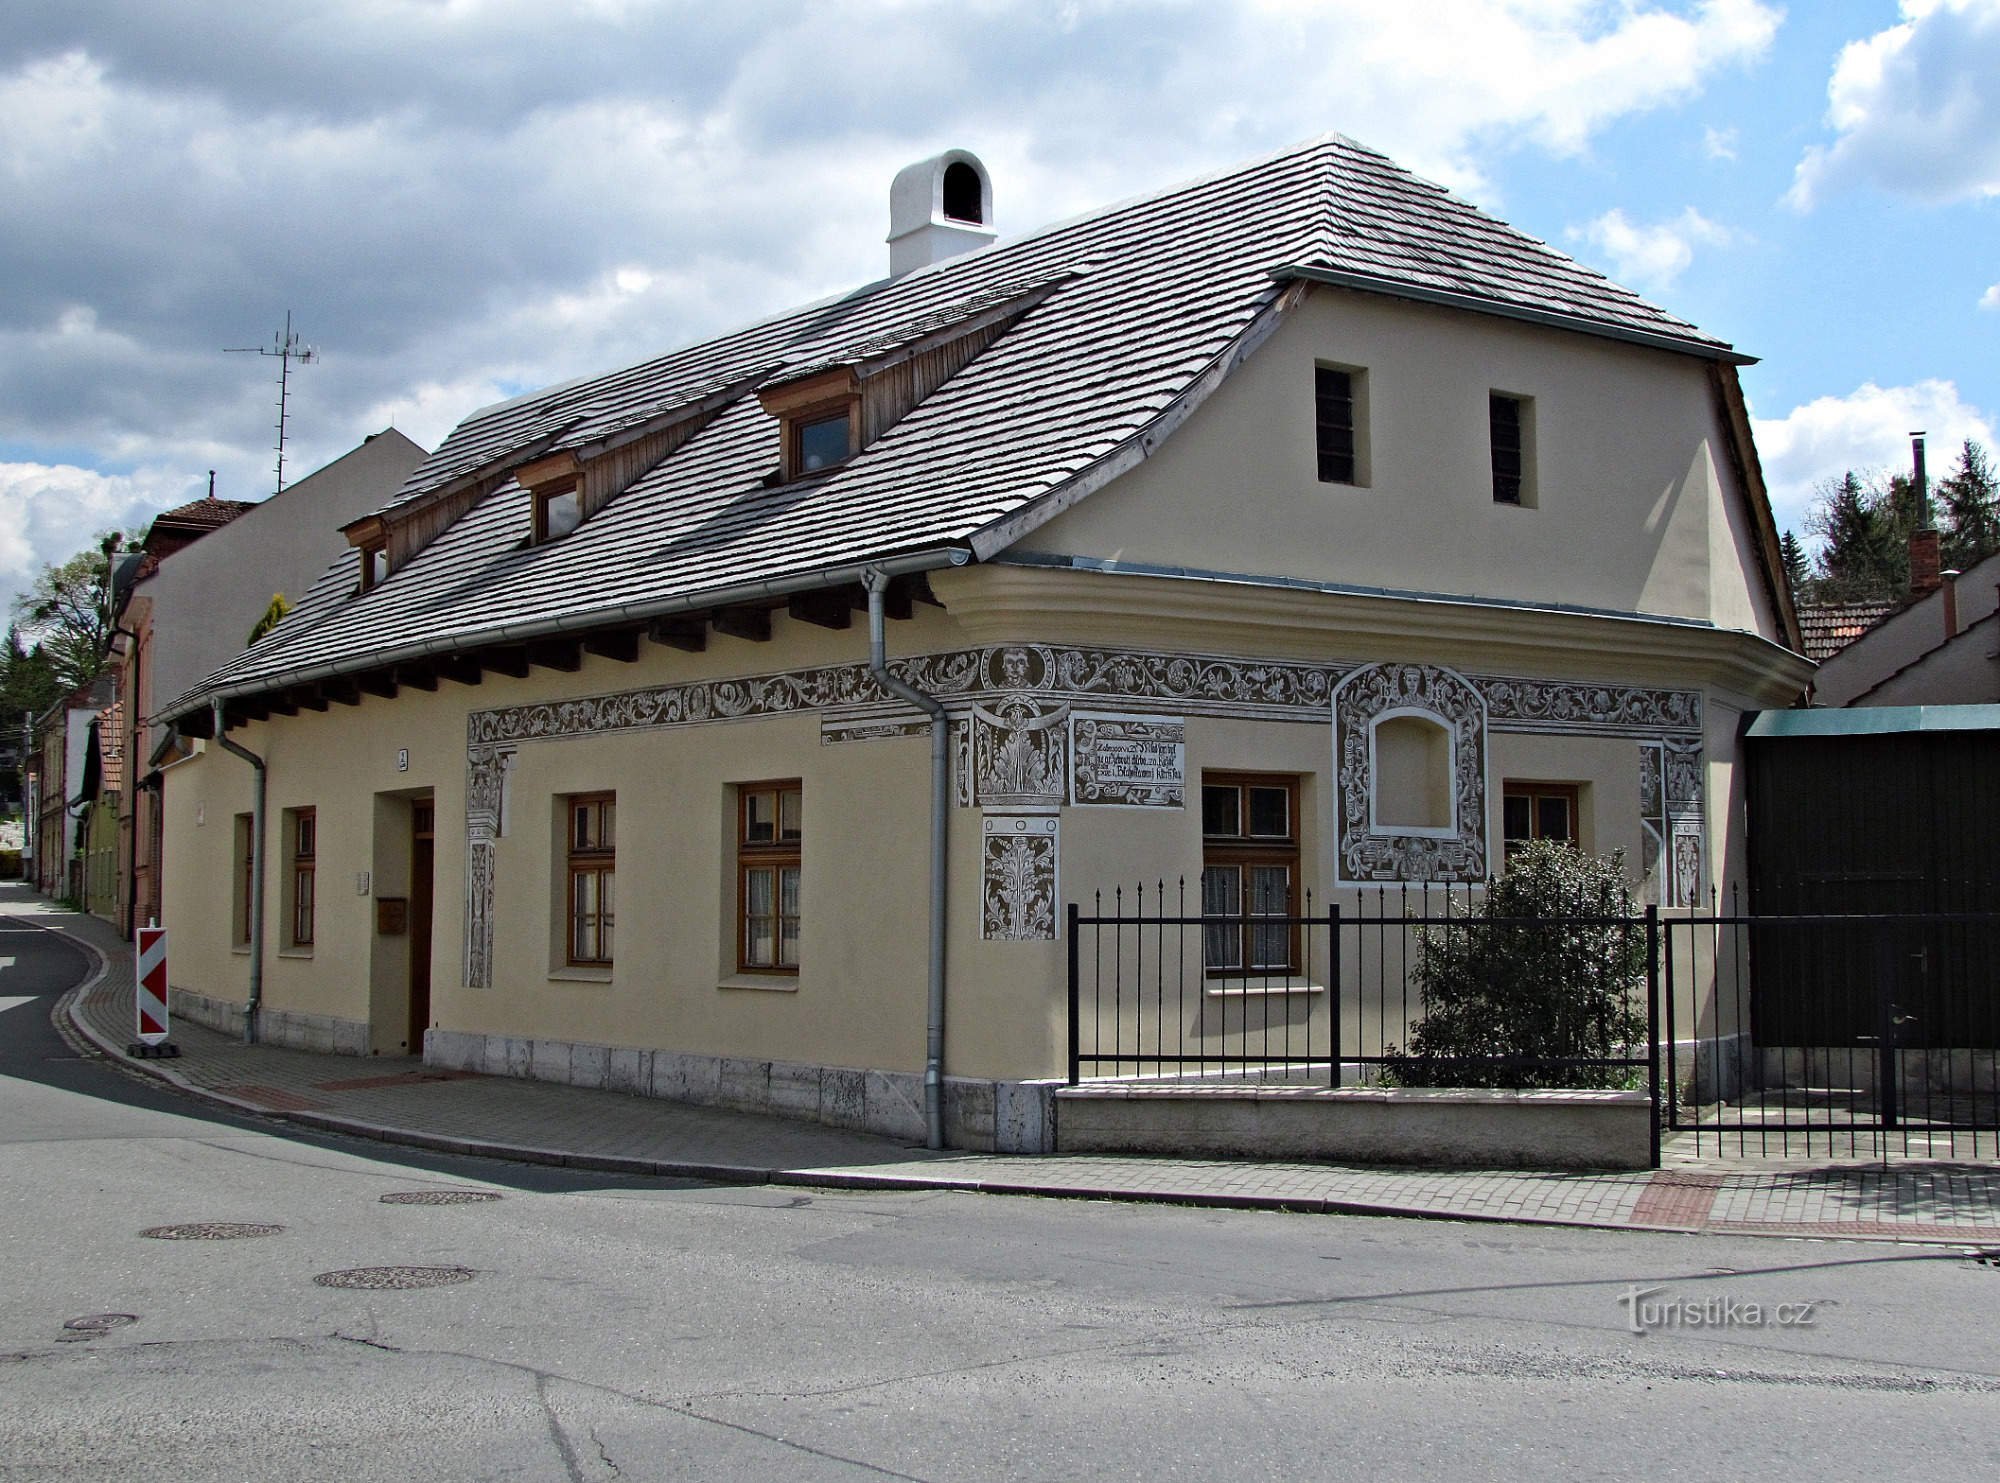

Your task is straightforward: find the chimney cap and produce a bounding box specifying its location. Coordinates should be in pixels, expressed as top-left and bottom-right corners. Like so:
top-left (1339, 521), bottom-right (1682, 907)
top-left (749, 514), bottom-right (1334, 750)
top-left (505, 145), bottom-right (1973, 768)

top-left (887, 149), bottom-right (996, 278)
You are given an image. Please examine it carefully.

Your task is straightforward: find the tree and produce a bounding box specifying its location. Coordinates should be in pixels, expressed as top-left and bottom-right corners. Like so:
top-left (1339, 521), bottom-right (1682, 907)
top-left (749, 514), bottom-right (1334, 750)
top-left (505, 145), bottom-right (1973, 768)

top-left (1779, 531), bottom-right (1809, 601)
top-left (1385, 841), bottom-right (1647, 1091)
top-left (1806, 470), bottom-right (1906, 602)
top-left (0, 626), bottom-right (65, 723)
top-left (8, 531), bottom-right (142, 691)
top-left (1938, 439), bottom-right (1999, 572)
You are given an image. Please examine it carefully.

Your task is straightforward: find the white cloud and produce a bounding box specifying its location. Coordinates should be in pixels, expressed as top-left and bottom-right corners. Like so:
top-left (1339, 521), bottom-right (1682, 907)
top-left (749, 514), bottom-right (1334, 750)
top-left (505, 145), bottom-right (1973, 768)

top-left (1788, 0), bottom-right (2000, 209)
top-left (1981, 282), bottom-right (2000, 310)
top-left (1751, 380), bottom-right (1997, 535)
top-left (0, 2), bottom-right (1787, 618)
top-left (1702, 125), bottom-right (1739, 160)
top-left (0, 462), bottom-right (193, 613)
top-left (1571, 207), bottom-right (1734, 292)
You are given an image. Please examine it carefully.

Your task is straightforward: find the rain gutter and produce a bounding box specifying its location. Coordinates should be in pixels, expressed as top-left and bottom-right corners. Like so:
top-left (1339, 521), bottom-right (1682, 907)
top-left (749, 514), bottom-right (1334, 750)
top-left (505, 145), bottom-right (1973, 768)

top-left (863, 566), bottom-right (951, 1151)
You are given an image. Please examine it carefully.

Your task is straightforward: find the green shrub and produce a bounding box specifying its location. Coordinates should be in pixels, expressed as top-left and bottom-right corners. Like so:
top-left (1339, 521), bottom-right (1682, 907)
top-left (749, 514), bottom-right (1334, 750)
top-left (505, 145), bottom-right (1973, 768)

top-left (1386, 841), bottom-right (1646, 1090)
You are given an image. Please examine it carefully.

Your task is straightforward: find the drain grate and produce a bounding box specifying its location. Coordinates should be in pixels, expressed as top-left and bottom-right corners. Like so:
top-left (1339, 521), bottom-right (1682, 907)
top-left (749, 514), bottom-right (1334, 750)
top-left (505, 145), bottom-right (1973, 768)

top-left (59, 1313), bottom-right (138, 1342)
top-left (141, 1222), bottom-right (285, 1241)
top-left (313, 1265), bottom-right (476, 1290)
top-left (379, 1190), bottom-right (504, 1206)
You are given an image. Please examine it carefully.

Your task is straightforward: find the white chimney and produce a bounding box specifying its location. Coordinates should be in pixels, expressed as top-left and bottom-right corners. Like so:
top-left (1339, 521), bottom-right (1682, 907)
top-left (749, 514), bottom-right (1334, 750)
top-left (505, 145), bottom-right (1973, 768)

top-left (887, 149), bottom-right (995, 279)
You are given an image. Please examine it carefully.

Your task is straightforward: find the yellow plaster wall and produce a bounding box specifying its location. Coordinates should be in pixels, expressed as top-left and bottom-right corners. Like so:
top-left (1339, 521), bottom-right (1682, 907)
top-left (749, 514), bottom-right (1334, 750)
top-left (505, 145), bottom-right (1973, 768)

top-left (1014, 287), bottom-right (1781, 638)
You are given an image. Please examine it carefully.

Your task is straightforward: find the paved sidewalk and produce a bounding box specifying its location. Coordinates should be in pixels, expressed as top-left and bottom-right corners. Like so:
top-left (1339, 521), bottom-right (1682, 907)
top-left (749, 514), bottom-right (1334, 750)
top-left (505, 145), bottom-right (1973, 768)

top-left (14, 887), bottom-right (2000, 1246)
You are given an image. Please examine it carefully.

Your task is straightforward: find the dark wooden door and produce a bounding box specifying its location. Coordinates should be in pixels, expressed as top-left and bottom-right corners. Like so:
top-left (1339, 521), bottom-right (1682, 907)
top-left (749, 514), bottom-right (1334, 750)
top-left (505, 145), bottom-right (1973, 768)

top-left (409, 800), bottom-right (434, 1054)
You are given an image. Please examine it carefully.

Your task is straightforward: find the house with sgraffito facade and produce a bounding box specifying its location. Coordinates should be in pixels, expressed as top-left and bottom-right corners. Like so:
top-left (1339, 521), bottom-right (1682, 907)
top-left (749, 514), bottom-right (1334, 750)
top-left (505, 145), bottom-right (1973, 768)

top-left (150, 136), bottom-right (1810, 1152)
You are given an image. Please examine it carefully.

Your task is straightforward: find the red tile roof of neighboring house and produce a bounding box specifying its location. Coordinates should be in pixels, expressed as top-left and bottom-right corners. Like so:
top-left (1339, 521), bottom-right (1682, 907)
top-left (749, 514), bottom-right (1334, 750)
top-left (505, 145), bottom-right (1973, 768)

top-left (140, 494), bottom-right (259, 568)
top-left (1795, 599), bottom-right (1900, 662)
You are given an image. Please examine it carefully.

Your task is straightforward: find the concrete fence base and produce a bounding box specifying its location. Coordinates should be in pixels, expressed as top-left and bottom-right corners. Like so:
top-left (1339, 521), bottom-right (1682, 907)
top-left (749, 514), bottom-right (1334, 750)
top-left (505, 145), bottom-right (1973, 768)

top-left (1055, 1083), bottom-right (1653, 1169)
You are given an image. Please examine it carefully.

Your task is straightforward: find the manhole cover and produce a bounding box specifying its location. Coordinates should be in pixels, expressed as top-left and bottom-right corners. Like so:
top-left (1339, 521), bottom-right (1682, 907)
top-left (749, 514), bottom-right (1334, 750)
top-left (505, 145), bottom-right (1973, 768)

top-left (379, 1190), bottom-right (504, 1205)
top-left (140, 1222), bottom-right (286, 1241)
top-left (59, 1313), bottom-right (138, 1341)
top-left (313, 1266), bottom-right (476, 1290)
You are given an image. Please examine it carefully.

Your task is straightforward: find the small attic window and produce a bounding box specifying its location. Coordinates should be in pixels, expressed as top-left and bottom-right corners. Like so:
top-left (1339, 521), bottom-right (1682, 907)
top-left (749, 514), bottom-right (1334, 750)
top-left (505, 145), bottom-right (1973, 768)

top-left (797, 412), bottom-right (853, 474)
top-left (534, 482), bottom-right (583, 543)
top-left (358, 539), bottom-right (388, 592)
top-left (942, 161), bottom-right (983, 224)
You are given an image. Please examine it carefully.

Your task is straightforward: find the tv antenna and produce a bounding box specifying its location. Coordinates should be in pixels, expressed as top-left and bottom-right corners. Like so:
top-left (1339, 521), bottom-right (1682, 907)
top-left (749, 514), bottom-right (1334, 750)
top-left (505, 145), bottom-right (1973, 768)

top-left (225, 311), bottom-right (317, 495)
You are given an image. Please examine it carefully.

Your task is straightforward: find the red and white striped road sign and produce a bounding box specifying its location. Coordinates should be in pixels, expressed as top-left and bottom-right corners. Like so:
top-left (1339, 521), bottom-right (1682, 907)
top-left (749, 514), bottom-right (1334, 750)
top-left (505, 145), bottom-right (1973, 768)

top-left (135, 927), bottom-right (169, 1046)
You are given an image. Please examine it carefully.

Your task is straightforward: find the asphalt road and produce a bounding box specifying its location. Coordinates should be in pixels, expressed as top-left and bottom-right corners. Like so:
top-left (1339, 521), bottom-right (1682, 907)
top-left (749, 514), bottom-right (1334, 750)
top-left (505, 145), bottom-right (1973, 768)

top-left (3, 912), bottom-right (1999, 1481)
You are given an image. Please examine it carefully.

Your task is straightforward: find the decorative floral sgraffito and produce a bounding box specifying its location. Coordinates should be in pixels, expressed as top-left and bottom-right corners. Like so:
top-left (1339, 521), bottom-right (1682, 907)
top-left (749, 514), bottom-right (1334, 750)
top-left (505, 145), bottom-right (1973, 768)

top-left (1333, 663), bottom-right (1488, 884)
top-left (457, 640), bottom-right (1704, 970)
top-left (1639, 738), bottom-right (1707, 908)
top-left (1070, 713), bottom-right (1185, 807)
top-left (462, 746), bottom-right (513, 989)
top-left (972, 693), bottom-right (1069, 807)
top-left (463, 842), bottom-right (494, 989)
top-left (1479, 676), bottom-right (1701, 736)
top-left (982, 814), bottom-right (1059, 941)
top-left (1672, 819), bottom-right (1704, 909)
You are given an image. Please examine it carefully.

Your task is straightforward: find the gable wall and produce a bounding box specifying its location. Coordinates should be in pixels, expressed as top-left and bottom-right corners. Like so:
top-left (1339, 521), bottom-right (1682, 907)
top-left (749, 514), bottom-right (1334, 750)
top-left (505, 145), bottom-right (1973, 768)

top-left (1014, 288), bottom-right (1776, 636)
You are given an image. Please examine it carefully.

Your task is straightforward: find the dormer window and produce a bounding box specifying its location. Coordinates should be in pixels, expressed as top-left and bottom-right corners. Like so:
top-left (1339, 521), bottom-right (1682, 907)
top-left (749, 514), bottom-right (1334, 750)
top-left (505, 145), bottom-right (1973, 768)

top-left (796, 412), bottom-right (853, 474)
top-left (513, 450), bottom-right (588, 544)
top-left (759, 368), bottom-right (861, 482)
top-left (342, 512), bottom-right (391, 593)
top-left (534, 482), bottom-right (583, 543)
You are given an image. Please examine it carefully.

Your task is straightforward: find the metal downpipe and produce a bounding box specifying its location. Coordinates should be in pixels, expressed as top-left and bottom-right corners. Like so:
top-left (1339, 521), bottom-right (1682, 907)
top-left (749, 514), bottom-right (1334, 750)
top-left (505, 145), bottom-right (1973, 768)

top-left (212, 701), bottom-right (266, 1044)
top-left (863, 568), bottom-right (949, 1150)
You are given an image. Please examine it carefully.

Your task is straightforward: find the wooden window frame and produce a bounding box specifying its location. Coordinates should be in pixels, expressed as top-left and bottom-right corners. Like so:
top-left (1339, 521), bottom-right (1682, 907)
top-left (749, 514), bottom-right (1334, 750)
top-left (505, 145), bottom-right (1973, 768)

top-left (1200, 773), bottom-right (1302, 975)
top-left (357, 539), bottom-right (388, 592)
top-left (1502, 781), bottom-right (1580, 858)
top-left (736, 780), bottom-right (802, 974)
top-left (784, 401), bottom-right (859, 481)
top-left (532, 480), bottom-right (584, 545)
top-left (565, 792), bottom-right (615, 967)
top-left (290, 807), bottom-right (316, 948)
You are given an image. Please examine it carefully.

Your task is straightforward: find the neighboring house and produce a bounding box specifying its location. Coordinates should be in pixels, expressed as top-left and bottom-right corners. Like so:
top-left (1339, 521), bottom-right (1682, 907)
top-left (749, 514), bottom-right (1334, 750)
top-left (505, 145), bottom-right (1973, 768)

top-left (151, 137), bottom-right (1808, 1149)
top-left (114, 430), bottom-right (428, 935)
top-left (1809, 550), bottom-right (2000, 707)
top-left (28, 678), bottom-right (114, 901)
top-left (74, 702), bottom-right (122, 920)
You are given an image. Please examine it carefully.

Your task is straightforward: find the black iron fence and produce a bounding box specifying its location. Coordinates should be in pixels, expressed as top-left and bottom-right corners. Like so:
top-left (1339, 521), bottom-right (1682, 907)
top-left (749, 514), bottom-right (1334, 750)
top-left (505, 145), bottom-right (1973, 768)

top-left (1068, 883), bottom-right (2000, 1161)
top-left (1662, 890), bottom-right (2000, 1160)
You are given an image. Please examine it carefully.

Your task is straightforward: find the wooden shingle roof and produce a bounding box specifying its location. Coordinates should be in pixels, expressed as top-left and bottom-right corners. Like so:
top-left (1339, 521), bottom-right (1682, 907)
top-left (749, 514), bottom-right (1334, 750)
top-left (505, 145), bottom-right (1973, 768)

top-left (162, 134), bottom-right (1751, 721)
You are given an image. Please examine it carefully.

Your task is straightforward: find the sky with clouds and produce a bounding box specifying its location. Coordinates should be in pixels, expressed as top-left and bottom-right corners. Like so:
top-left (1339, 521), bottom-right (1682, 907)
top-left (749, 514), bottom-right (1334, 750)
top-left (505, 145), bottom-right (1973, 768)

top-left (2, 0), bottom-right (1995, 623)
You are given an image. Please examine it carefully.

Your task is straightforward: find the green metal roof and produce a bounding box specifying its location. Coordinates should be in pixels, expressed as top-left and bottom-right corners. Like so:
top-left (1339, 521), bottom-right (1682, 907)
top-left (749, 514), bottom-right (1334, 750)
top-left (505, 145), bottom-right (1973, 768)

top-left (1745, 705), bottom-right (2000, 738)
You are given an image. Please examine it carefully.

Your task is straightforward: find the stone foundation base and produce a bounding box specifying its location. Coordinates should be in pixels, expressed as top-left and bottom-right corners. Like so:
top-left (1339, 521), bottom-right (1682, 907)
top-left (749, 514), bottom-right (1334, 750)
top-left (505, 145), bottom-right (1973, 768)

top-left (423, 1029), bottom-right (1059, 1153)
top-left (167, 987), bottom-right (368, 1057)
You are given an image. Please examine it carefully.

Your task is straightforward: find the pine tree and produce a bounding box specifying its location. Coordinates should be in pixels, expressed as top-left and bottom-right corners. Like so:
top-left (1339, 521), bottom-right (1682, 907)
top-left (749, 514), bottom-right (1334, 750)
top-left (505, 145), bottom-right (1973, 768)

top-left (1808, 471), bottom-right (1905, 601)
top-left (1779, 531), bottom-right (1810, 601)
top-left (1938, 439), bottom-right (1999, 571)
